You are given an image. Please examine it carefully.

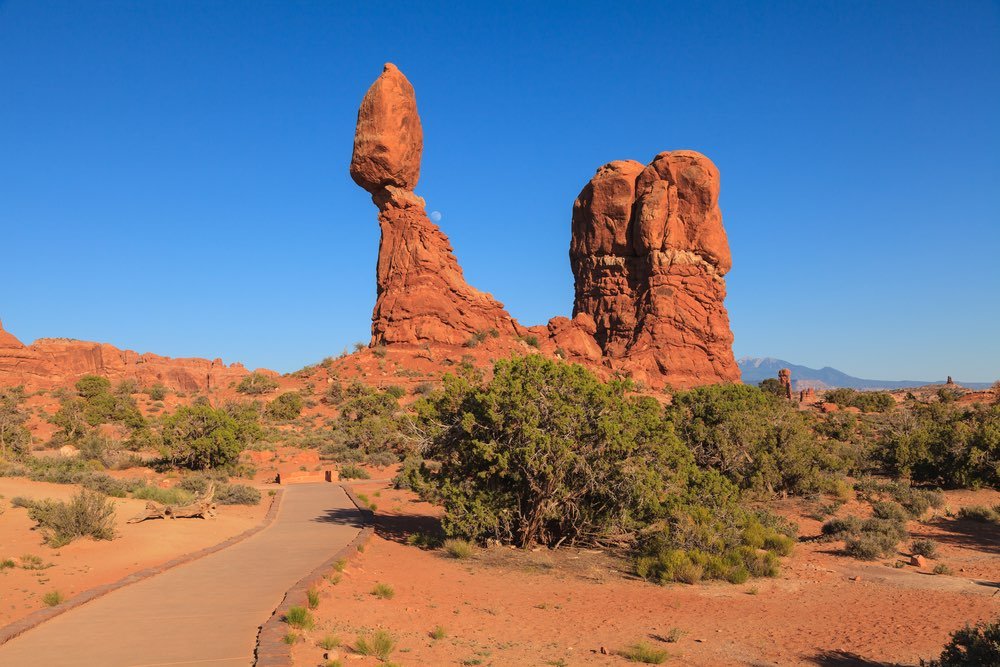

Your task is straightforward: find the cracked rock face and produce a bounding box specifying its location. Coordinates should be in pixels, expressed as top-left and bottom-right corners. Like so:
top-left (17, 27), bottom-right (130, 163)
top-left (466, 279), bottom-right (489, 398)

top-left (570, 151), bottom-right (739, 387)
top-left (351, 64), bottom-right (521, 346)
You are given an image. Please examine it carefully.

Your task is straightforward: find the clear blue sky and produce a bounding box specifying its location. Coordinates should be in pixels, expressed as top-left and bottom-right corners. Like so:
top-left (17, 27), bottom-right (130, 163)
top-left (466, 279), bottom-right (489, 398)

top-left (1, 1), bottom-right (998, 381)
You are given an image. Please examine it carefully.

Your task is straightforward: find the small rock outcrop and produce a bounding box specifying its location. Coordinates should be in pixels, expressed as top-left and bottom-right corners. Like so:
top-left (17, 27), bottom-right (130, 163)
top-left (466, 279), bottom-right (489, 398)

top-left (569, 152), bottom-right (740, 386)
top-left (351, 64), bottom-right (521, 346)
top-left (778, 368), bottom-right (793, 399)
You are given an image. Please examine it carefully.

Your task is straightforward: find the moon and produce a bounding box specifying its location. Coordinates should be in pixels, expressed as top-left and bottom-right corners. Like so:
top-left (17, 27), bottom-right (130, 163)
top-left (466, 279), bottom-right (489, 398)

top-left (430, 210), bottom-right (442, 222)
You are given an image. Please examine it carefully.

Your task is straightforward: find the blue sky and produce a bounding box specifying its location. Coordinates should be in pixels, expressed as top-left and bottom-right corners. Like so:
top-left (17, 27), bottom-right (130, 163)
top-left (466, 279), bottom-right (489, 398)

top-left (1, 1), bottom-right (998, 381)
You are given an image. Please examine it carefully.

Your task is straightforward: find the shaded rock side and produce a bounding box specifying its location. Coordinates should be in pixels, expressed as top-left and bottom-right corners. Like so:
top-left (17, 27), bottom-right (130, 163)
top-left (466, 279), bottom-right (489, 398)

top-left (352, 64), bottom-right (521, 346)
top-left (570, 151), bottom-right (740, 387)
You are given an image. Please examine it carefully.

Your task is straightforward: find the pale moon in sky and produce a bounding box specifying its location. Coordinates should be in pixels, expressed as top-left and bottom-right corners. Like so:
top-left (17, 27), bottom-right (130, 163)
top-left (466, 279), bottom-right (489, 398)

top-left (430, 210), bottom-right (442, 222)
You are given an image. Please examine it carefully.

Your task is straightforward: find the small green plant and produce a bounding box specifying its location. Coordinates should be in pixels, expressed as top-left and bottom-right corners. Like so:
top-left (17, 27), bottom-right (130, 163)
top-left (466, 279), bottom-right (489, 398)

top-left (283, 632), bottom-right (300, 645)
top-left (325, 573), bottom-right (343, 585)
top-left (0, 558), bottom-right (16, 570)
top-left (371, 583), bottom-right (395, 599)
top-left (355, 630), bottom-right (396, 660)
top-left (318, 634), bottom-right (341, 650)
top-left (430, 625), bottom-right (447, 640)
top-left (307, 588), bottom-right (320, 609)
top-left (933, 563), bottom-right (954, 575)
top-left (42, 590), bottom-right (63, 606)
top-left (620, 641), bottom-right (669, 664)
top-left (284, 605), bottom-right (315, 630)
top-left (443, 538), bottom-right (475, 559)
top-left (332, 558), bottom-right (347, 572)
top-left (20, 554), bottom-right (48, 570)
top-left (911, 539), bottom-right (938, 558)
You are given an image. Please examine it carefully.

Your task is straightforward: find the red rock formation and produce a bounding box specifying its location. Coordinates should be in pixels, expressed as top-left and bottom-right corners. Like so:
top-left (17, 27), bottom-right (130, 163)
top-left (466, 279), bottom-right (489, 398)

top-left (0, 319), bottom-right (259, 392)
top-left (799, 387), bottom-right (818, 405)
top-left (351, 64), bottom-right (521, 346)
top-left (779, 368), bottom-right (793, 399)
top-left (569, 152), bottom-right (740, 387)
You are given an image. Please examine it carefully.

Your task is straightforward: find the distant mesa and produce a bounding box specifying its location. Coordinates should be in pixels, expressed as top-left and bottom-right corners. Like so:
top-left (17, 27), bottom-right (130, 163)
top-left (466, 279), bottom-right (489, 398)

top-left (349, 63), bottom-right (739, 388)
top-left (0, 318), bottom-right (263, 393)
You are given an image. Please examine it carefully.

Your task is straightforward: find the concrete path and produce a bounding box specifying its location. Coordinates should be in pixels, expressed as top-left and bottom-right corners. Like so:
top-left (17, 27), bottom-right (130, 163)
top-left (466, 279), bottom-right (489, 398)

top-left (0, 484), bottom-right (362, 666)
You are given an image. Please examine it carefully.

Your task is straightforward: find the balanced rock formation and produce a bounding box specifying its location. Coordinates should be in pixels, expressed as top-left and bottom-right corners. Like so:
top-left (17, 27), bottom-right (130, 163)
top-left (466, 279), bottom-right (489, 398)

top-left (0, 319), bottom-right (258, 392)
top-left (569, 152), bottom-right (740, 386)
top-left (349, 63), bottom-right (740, 388)
top-left (351, 64), bottom-right (520, 346)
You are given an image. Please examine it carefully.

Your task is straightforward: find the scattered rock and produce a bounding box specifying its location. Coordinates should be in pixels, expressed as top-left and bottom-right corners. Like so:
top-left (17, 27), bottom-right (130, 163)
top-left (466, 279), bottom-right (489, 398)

top-left (911, 555), bottom-right (928, 568)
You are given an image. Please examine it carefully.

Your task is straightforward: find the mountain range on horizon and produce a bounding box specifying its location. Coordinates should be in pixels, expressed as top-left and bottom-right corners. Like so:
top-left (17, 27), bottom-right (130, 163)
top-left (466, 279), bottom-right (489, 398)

top-left (739, 357), bottom-right (994, 391)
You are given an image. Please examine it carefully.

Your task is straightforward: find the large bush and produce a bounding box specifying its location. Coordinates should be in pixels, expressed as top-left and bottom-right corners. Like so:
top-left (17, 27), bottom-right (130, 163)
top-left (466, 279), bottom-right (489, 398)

top-left (667, 384), bottom-right (849, 496)
top-left (161, 404), bottom-right (248, 469)
top-left (265, 392), bottom-right (304, 421)
top-left (416, 355), bottom-right (692, 547)
top-left (923, 616), bottom-right (1000, 666)
top-left (236, 373), bottom-right (279, 395)
top-left (824, 388), bottom-right (895, 413)
top-left (877, 402), bottom-right (1000, 488)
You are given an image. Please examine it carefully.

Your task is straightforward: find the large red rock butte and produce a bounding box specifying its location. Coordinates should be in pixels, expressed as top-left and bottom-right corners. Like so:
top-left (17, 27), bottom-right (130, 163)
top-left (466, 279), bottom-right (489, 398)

top-left (0, 318), bottom-right (260, 393)
top-left (350, 63), bottom-right (522, 346)
top-left (350, 63), bottom-right (739, 388)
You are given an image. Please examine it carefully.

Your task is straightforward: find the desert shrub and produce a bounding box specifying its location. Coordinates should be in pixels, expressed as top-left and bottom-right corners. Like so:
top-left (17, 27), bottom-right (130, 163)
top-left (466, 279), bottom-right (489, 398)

top-left (42, 590), bottom-right (63, 606)
top-left (161, 404), bottom-right (247, 470)
top-left (635, 471), bottom-right (791, 584)
top-left (876, 402), bottom-right (1000, 488)
top-left (216, 483), bottom-right (261, 505)
top-left (384, 385), bottom-right (406, 399)
top-left (0, 387), bottom-right (31, 460)
top-left (416, 355), bottom-right (692, 547)
top-left (19, 490), bottom-right (117, 547)
top-left (844, 531), bottom-right (898, 560)
top-left (318, 634), bottom-right (341, 650)
top-left (442, 538), bottom-right (474, 559)
top-left (236, 373), bottom-right (279, 396)
top-left (821, 515), bottom-right (862, 538)
top-left (81, 472), bottom-right (140, 497)
top-left (82, 391), bottom-right (144, 428)
top-left (371, 582), bottom-right (395, 599)
top-left (333, 384), bottom-right (415, 460)
top-left (871, 500), bottom-right (908, 523)
top-left (146, 384), bottom-right (168, 401)
top-left (339, 464), bottom-right (370, 480)
top-left (922, 617), bottom-right (1000, 666)
top-left (355, 630), bottom-right (396, 660)
top-left (824, 388), bottom-right (895, 413)
top-left (911, 539), bottom-right (938, 558)
top-left (933, 563), bottom-right (954, 575)
top-left (413, 381), bottom-right (434, 396)
top-left (957, 505), bottom-right (998, 522)
top-left (619, 641), bottom-right (669, 664)
top-left (430, 625), bottom-right (447, 640)
top-left (75, 375), bottom-right (111, 399)
top-left (133, 485), bottom-right (194, 506)
top-left (265, 392), bottom-right (304, 421)
top-left (668, 384), bottom-right (850, 496)
top-left (519, 334), bottom-right (540, 348)
top-left (307, 588), bottom-right (320, 609)
top-left (284, 605), bottom-right (314, 630)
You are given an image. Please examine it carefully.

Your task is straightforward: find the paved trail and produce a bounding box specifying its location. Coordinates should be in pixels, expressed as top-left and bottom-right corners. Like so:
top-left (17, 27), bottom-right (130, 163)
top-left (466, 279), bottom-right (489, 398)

top-left (0, 484), bottom-right (362, 666)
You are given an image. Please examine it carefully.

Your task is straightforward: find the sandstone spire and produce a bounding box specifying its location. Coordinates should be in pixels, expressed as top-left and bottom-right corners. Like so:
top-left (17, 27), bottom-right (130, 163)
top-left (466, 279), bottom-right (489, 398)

top-left (351, 63), bottom-right (520, 345)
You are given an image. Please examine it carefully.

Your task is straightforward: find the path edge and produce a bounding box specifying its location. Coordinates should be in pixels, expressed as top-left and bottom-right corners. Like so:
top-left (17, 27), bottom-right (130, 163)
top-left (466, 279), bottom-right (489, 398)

top-left (254, 484), bottom-right (375, 666)
top-left (0, 487), bottom-right (285, 647)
